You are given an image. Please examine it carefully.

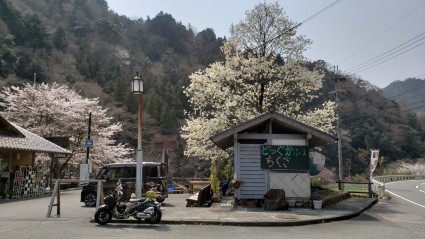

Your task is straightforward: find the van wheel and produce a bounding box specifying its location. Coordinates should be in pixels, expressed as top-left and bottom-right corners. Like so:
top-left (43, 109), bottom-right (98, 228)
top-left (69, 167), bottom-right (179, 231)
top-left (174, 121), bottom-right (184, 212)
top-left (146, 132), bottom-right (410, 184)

top-left (84, 193), bottom-right (96, 207)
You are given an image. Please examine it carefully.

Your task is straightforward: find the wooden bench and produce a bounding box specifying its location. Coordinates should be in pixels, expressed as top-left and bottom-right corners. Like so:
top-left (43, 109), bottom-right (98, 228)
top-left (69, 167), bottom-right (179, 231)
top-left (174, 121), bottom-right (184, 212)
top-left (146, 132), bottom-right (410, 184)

top-left (187, 180), bottom-right (211, 194)
top-left (186, 184), bottom-right (212, 207)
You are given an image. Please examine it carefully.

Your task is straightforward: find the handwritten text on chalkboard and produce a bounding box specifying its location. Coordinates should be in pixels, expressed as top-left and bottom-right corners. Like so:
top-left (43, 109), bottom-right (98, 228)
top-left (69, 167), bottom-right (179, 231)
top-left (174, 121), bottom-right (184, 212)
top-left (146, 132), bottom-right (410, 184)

top-left (260, 145), bottom-right (309, 170)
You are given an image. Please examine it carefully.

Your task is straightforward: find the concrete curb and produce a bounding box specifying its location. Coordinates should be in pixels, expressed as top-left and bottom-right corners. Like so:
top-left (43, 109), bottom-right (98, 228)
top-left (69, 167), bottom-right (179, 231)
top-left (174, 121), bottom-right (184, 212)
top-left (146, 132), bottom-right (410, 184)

top-left (90, 198), bottom-right (378, 227)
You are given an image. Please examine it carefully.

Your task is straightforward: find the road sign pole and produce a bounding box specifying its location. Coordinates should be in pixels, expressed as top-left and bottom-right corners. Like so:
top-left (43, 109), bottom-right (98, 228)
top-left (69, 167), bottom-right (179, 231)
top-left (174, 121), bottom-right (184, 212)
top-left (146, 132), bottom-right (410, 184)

top-left (86, 112), bottom-right (91, 164)
top-left (85, 112), bottom-right (92, 182)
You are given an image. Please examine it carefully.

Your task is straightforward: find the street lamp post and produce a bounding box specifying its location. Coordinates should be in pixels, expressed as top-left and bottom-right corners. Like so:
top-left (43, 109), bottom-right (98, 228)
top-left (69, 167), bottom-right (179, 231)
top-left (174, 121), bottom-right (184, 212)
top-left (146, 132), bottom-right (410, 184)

top-left (132, 73), bottom-right (144, 198)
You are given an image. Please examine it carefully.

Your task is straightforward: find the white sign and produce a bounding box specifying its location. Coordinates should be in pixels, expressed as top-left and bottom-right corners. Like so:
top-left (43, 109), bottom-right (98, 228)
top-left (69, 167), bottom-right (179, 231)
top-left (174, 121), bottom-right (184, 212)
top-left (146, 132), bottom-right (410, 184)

top-left (80, 164), bottom-right (89, 181)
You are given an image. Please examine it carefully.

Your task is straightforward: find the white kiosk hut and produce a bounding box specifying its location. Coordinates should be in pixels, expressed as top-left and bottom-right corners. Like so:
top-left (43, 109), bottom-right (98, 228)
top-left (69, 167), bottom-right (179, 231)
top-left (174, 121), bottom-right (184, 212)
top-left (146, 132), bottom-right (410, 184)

top-left (210, 111), bottom-right (336, 206)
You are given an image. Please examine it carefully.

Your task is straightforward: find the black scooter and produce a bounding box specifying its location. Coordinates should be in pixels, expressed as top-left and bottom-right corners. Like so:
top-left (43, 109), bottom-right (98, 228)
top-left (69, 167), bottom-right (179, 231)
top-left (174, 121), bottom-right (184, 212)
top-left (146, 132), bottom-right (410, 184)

top-left (94, 180), bottom-right (162, 225)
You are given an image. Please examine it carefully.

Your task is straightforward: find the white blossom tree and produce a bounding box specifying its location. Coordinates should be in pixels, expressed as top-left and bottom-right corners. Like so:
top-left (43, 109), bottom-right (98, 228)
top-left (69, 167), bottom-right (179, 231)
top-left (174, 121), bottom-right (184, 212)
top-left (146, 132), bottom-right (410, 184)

top-left (182, 2), bottom-right (336, 161)
top-left (0, 82), bottom-right (133, 176)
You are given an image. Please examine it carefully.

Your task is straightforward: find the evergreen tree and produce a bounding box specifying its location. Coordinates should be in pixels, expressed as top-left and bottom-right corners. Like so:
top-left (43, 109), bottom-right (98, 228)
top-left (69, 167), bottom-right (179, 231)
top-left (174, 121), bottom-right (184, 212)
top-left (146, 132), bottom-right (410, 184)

top-left (52, 26), bottom-right (68, 50)
top-left (22, 14), bottom-right (51, 50)
top-left (145, 91), bottom-right (162, 121)
top-left (159, 103), bottom-right (178, 135)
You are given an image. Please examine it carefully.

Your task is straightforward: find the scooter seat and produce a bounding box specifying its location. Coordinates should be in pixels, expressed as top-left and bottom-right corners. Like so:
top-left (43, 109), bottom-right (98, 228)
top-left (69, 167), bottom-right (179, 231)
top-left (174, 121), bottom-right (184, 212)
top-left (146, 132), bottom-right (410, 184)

top-left (129, 197), bottom-right (149, 203)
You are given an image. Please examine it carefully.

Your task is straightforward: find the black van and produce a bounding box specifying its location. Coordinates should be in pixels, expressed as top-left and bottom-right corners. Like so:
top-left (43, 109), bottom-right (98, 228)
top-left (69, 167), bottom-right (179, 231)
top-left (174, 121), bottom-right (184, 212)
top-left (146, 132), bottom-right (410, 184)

top-left (80, 162), bottom-right (168, 207)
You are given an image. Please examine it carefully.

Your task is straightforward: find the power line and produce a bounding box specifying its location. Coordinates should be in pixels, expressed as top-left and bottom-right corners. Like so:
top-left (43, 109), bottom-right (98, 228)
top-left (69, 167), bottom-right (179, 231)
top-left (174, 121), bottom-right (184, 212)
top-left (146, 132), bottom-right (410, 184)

top-left (402, 97), bottom-right (425, 107)
top-left (354, 40), bottom-right (425, 73)
top-left (261, 0), bottom-right (343, 49)
top-left (401, 102), bottom-right (425, 112)
top-left (347, 32), bottom-right (425, 72)
top-left (346, 32), bottom-right (425, 74)
top-left (339, 0), bottom-right (425, 66)
top-left (386, 85), bottom-right (425, 98)
top-left (299, 0), bottom-right (343, 25)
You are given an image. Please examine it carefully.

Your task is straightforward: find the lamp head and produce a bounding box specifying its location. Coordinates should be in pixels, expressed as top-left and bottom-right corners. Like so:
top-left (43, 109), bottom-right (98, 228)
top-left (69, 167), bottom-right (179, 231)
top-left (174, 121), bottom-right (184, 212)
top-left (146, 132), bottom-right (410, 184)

top-left (131, 72), bottom-right (143, 94)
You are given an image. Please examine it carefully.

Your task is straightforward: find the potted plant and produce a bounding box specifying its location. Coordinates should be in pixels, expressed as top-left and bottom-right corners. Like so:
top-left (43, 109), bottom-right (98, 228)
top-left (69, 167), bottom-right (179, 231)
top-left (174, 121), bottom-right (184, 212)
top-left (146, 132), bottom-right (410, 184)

top-left (312, 197), bottom-right (323, 209)
top-left (311, 190), bottom-right (321, 209)
top-left (311, 177), bottom-right (328, 209)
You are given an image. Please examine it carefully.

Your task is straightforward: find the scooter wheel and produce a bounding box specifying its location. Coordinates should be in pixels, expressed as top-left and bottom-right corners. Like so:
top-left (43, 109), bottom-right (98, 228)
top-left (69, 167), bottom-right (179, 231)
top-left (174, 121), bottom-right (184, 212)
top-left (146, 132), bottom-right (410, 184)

top-left (94, 208), bottom-right (112, 225)
top-left (145, 208), bottom-right (162, 224)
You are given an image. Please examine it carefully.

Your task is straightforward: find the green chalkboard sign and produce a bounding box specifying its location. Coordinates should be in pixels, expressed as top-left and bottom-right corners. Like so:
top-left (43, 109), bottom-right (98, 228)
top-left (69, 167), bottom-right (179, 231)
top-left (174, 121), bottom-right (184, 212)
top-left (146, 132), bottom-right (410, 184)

top-left (261, 145), bottom-right (309, 170)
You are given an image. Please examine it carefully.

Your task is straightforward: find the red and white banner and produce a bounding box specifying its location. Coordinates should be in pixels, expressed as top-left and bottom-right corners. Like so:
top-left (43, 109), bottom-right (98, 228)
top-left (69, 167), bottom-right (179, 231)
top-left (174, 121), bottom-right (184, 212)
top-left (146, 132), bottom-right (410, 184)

top-left (370, 149), bottom-right (380, 179)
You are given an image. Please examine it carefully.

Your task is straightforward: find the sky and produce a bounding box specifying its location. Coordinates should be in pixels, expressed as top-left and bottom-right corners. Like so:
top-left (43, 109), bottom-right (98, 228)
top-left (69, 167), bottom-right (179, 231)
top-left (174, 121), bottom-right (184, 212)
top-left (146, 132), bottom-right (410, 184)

top-left (105, 0), bottom-right (425, 88)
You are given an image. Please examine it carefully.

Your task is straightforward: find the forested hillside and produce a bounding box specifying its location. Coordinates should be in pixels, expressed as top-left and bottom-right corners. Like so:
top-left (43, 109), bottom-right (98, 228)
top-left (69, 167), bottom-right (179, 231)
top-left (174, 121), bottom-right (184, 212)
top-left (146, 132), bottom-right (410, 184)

top-left (0, 0), bottom-right (423, 179)
top-left (0, 0), bottom-right (224, 177)
top-left (382, 78), bottom-right (425, 117)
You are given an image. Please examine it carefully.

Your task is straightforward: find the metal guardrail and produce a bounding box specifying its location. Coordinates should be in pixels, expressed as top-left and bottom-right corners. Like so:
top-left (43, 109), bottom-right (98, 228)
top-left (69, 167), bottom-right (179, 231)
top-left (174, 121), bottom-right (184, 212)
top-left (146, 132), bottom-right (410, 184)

top-left (371, 175), bottom-right (425, 199)
top-left (373, 175), bottom-right (425, 183)
top-left (334, 175), bottom-right (425, 199)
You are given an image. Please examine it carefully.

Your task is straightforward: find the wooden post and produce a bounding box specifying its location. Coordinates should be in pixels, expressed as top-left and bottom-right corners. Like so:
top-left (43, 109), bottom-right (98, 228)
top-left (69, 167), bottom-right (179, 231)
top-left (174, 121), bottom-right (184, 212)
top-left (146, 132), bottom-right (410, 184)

top-left (96, 180), bottom-right (104, 211)
top-left (57, 180), bottom-right (60, 216)
top-left (46, 179), bottom-right (59, 217)
top-left (368, 180), bottom-right (372, 198)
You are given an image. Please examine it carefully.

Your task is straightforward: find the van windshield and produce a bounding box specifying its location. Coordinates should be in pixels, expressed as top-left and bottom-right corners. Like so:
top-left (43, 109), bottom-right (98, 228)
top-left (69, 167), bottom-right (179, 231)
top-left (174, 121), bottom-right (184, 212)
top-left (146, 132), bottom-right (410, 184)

top-left (96, 168), bottom-right (108, 179)
top-left (95, 166), bottom-right (136, 179)
top-left (144, 165), bottom-right (158, 177)
top-left (95, 163), bottom-right (163, 179)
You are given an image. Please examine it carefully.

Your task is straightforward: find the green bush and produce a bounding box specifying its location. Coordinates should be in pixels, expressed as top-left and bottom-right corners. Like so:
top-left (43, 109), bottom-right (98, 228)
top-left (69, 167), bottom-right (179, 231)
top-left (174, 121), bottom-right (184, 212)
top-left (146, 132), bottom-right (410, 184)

top-left (383, 168), bottom-right (399, 175)
top-left (209, 163), bottom-right (220, 193)
top-left (311, 178), bottom-right (331, 191)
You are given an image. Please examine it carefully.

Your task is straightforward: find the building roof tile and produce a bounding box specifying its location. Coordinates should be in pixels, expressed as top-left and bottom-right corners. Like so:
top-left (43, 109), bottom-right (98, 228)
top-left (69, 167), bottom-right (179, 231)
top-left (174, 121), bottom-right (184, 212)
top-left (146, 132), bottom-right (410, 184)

top-left (0, 116), bottom-right (71, 154)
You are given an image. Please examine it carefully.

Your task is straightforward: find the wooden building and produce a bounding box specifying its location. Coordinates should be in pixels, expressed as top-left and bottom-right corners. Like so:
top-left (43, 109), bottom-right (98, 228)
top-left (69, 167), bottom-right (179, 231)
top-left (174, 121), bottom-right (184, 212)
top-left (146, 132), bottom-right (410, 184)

top-left (0, 116), bottom-right (71, 198)
top-left (210, 112), bottom-right (336, 204)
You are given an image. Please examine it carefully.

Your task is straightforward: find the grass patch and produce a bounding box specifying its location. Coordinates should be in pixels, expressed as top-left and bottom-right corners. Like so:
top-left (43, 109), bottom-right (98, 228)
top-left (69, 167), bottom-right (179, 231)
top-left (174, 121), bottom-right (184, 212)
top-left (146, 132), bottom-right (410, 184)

top-left (312, 189), bottom-right (340, 200)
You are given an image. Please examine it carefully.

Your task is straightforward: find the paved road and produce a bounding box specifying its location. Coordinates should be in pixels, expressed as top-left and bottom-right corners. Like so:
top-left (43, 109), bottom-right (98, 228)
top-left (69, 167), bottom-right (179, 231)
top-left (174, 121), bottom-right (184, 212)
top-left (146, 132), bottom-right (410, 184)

top-left (372, 179), bottom-right (425, 234)
top-left (385, 179), bottom-right (425, 212)
top-left (0, 184), bottom-right (424, 239)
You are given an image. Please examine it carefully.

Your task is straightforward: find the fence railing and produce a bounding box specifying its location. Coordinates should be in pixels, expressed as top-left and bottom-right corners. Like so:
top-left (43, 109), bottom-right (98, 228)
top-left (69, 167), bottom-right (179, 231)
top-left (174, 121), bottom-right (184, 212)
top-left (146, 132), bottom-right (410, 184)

top-left (371, 175), bottom-right (425, 199)
top-left (373, 175), bottom-right (425, 183)
top-left (335, 181), bottom-right (373, 198)
top-left (329, 175), bottom-right (425, 199)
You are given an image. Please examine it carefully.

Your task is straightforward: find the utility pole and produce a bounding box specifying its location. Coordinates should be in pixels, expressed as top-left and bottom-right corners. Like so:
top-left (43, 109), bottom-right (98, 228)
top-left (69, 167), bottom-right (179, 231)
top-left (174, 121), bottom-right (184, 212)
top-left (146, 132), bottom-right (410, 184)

top-left (80, 112), bottom-right (92, 181)
top-left (332, 66), bottom-right (346, 190)
top-left (85, 112), bottom-right (92, 164)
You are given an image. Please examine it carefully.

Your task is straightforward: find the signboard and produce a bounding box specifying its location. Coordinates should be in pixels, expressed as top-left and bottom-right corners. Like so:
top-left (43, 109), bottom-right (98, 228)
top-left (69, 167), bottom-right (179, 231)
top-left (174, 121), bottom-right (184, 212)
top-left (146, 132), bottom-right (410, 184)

top-left (261, 145), bottom-right (309, 170)
top-left (85, 139), bottom-right (94, 148)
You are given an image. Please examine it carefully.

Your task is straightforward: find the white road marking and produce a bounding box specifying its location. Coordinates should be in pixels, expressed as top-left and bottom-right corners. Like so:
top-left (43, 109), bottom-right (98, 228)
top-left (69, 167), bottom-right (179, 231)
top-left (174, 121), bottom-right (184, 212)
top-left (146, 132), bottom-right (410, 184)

top-left (386, 190), bottom-right (425, 209)
top-left (419, 183), bottom-right (425, 193)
